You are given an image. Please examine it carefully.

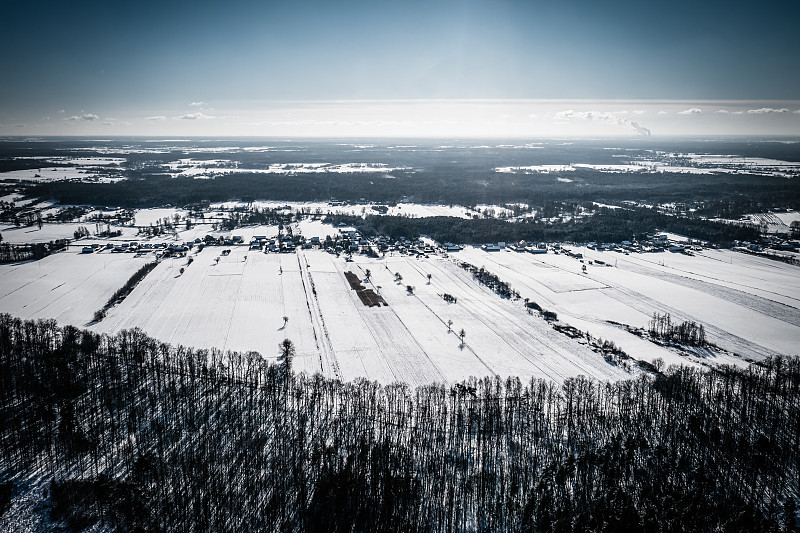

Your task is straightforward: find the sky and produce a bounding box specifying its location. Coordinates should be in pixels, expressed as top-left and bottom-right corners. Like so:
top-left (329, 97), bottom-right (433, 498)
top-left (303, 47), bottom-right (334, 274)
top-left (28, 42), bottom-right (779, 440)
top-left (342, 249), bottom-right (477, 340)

top-left (1, 0), bottom-right (798, 137)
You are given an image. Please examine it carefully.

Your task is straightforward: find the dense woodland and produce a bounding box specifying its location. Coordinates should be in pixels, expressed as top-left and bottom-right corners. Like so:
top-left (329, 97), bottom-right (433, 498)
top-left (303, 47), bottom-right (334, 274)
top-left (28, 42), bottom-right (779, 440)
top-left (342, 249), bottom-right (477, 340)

top-left (25, 167), bottom-right (800, 217)
top-left (1, 315), bottom-right (799, 532)
top-left (331, 207), bottom-right (760, 245)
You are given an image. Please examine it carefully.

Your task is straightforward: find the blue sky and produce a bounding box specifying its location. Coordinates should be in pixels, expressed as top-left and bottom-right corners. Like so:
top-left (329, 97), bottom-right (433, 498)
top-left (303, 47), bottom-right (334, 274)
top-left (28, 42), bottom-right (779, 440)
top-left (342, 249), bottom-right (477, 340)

top-left (1, 0), bottom-right (798, 136)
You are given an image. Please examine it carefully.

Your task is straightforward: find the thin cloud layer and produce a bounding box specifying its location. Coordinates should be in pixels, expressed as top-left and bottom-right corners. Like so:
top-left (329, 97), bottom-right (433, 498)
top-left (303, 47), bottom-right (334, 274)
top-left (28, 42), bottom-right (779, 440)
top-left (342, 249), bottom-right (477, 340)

top-left (66, 113), bottom-right (99, 121)
top-left (554, 109), bottom-right (650, 136)
top-left (747, 108), bottom-right (789, 114)
top-left (179, 112), bottom-right (214, 120)
top-left (678, 108), bottom-right (702, 115)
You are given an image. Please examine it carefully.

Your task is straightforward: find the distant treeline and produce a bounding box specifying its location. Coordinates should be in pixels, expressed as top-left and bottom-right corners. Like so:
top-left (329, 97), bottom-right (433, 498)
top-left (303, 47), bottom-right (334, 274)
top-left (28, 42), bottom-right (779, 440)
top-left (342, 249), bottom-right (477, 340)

top-left (1, 315), bottom-right (798, 532)
top-left (332, 207), bottom-right (760, 245)
top-left (0, 239), bottom-right (69, 263)
top-left (25, 165), bottom-right (800, 215)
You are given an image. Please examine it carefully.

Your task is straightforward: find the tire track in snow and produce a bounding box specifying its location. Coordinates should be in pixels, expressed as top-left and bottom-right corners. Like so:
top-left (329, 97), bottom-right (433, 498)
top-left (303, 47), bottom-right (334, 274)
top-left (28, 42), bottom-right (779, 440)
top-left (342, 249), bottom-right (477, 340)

top-left (613, 259), bottom-right (800, 327)
top-left (615, 251), bottom-right (800, 309)
top-left (297, 251), bottom-right (340, 379)
top-left (399, 261), bottom-right (497, 378)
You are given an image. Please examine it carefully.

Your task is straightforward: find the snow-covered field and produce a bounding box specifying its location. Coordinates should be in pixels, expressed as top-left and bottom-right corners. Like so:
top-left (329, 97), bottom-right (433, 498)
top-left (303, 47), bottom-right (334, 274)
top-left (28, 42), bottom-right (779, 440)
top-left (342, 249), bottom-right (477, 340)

top-left (165, 160), bottom-right (410, 178)
top-left (456, 246), bottom-right (800, 368)
top-left (0, 249), bottom-right (152, 326)
top-left (0, 222), bottom-right (139, 243)
top-left (86, 248), bottom-right (629, 386)
top-left (0, 165), bottom-right (124, 182)
top-left (494, 154), bottom-right (800, 178)
top-left (739, 211), bottom-right (800, 234)
top-left (133, 207), bottom-right (189, 226)
top-left (2, 242), bottom-right (797, 386)
top-left (208, 200), bottom-right (478, 219)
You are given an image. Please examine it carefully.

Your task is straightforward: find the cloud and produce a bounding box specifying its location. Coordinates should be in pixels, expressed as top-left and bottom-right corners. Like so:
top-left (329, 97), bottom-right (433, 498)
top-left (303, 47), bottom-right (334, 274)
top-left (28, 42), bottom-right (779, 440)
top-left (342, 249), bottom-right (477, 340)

top-left (657, 111), bottom-right (668, 115)
top-left (178, 112), bottom-right (214, 120)
top-left (678, 108), bottom-right (702, 115)
top-left (795, 110), bottom-right (800, 114)
top-left (145, 115), bottom-right (167, 121)
top-left (553, 109), bottom-right (650, 136)
top-left (57, 109), bottom-right (65, 114)
top-left (629, 121), bottom-right (651, 136)
top-left (101, 122), bottom-right (114, 126)
top-left (189, 101), bottom-right (207, 107)
top-left (747, 107), bottom-right (789, 114)
top-left (65, 113), bottom-right (99, 121)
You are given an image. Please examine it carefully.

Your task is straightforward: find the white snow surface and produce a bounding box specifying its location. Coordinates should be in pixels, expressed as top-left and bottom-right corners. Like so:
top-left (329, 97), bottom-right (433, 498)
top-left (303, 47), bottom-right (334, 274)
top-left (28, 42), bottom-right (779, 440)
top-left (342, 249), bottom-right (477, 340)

top-left (456, 247), bottom-right (800, 368)
top-left (2, 242), bottom-right (797, 387)
top-left (83, 248), bottom-right (629, 386)
top-left (0, 249), bottom-right (152, 326)
top-left (0, 223), bottom-right (139, 243)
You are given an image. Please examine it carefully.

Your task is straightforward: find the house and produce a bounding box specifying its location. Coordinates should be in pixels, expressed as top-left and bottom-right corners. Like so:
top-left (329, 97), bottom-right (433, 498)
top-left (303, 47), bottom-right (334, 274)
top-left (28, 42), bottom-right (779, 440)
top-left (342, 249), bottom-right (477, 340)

top-left (482, 243), bottom-right (501, 252)
top-left (81, 246), bottom-right (93, 253)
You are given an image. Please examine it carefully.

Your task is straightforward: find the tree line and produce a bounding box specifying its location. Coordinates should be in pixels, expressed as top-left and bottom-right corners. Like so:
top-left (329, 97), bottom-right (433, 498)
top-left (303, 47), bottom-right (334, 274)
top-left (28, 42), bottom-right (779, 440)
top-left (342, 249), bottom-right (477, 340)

top-left (333, 206), bottom-right (760, 246)
top-left (0, 239), bottom-right (69, 263)
top-left (0, 315), bottom-right (798, 532)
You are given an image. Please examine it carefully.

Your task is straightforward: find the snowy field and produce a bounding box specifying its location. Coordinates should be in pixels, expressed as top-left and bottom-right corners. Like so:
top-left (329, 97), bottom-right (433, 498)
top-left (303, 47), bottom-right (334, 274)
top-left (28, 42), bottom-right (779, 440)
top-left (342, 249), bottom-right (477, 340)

top-left (0, 165), bottom-right (124, 183)
top-left (1, 243), bottom-right (797, 386)
top-left (494, 154), bottom-right (800, 178)
top-left (456, 247), bottom-right (800, 369)
top-left (165, 160), bottom-right (410, 178)
top-left (209, 200), bottom-right (478, 219)
top-left (82, 247), bottom-right (629, 386)
top-left (738, 211), bottom-right (800, 234)
top-left (0, 249), bottom-right (151, 326)
top-left (0, 222), bottom-right (139, 243)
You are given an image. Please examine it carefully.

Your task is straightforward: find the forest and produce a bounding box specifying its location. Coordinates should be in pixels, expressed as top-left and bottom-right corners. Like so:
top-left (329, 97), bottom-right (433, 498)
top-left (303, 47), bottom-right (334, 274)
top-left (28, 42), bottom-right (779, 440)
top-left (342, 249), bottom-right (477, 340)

top-left (330, 207), bottom-right (760, 245)
top-left (1, 315), bottom-right (798, 532)
top-left (24, 167), bottom-right (800, 216)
